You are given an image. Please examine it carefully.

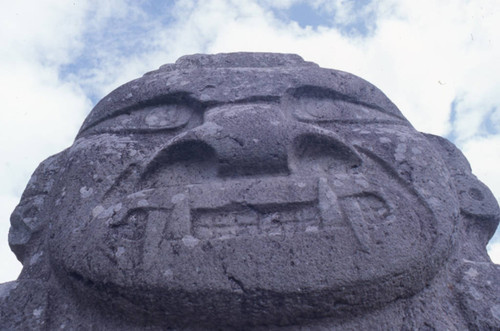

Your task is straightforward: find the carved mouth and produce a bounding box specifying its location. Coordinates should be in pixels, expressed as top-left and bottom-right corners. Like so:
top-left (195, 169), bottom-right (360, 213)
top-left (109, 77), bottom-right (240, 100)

top-left (187, 177), bottom-right (325, 240)
top-left (192, 202), bottom-right (321, 240)
top-left (103, 176), bottom-right (392, 248)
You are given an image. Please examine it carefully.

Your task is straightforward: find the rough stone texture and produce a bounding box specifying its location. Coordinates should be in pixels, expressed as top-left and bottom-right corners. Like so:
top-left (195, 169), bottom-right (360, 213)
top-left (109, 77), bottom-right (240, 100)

top-left (1, 52), bottom-right (499, 330)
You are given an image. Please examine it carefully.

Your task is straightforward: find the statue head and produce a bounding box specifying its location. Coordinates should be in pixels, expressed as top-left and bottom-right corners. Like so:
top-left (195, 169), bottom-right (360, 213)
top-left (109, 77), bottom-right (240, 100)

top-left (8, 53), bottom-right (499, 327)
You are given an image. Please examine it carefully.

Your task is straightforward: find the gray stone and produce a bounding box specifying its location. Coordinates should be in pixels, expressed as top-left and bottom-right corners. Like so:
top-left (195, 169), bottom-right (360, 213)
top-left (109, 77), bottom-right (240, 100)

top-left (1, 52), bottom-right (499, 330)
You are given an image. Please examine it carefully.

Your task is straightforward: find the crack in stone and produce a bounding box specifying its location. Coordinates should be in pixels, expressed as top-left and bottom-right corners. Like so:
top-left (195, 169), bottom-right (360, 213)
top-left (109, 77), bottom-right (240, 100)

top-left (221, 262), bottom-right (246, 293)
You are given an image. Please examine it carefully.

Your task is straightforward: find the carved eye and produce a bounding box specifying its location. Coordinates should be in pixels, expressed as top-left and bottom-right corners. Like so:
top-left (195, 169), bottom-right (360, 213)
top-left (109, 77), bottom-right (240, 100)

top-left (86, 104), bottom-right (196, 134)
top-left (294, 98), bottom-right (377, 122)
top-left (142, 105), bottom-right (193, 129)
top-left (287, 86), bottom-right (402, 123)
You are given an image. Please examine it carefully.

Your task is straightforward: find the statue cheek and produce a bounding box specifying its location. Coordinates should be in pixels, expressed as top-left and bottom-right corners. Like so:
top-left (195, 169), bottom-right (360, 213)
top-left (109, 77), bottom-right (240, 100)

top-left (46, 150), bottom-right (141, 261)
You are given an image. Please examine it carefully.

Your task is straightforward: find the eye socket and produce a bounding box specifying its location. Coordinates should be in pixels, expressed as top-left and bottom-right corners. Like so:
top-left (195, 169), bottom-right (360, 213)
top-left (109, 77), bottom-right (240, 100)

top-left (85, 104), bottom-right (195, 134)
top-left (287, 86), bottom-right (403, 123)
top-left (143, 105), bottom-right (192, 128)
top-left (293, 98), bottom-right (399, 123)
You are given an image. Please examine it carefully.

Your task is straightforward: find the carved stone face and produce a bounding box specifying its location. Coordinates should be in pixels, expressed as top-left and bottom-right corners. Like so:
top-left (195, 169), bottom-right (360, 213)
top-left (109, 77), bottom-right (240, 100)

top-left (23, 54), bottom-right (463, 323)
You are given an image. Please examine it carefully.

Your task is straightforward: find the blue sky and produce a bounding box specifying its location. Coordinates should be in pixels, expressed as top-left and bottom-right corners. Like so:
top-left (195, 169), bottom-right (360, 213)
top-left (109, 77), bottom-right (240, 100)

top-left (0, 0), bottom-right (499, 282)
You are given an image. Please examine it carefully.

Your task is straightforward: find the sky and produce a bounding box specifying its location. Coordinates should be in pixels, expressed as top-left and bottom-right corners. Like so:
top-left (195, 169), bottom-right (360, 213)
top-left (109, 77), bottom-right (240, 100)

top-left (0, 0), bottom-right (499, 283)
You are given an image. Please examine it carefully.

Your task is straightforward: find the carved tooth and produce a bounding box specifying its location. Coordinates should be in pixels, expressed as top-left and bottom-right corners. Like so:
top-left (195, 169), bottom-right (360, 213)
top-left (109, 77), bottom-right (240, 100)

top-left (142, 209), bottom-right (168, 271)
top-left (194, 227), bottom-right (213, 239)
top-left (235, 211), bottom-right (258, 225)
top-left (166, 191), bottom-right (191, 239)
top-left (305, 225), bottom-right (319, 233)
top-left (318, 177), bottom-right (343, 227)
top-left (340, 197), bottom-right (371, 253)
top-left (144, 190), bottom-right (191, 270)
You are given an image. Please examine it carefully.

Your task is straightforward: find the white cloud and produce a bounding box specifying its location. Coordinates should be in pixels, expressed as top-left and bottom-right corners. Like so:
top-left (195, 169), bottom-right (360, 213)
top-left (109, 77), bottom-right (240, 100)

top-left (0, 1), bottom-right (87, 64)
top-left (462, 136), bottom-right (500, 202)
top-left (258, 0), bottom-right (301, 10)
top-left (488, 240), bottom-right (500, 264)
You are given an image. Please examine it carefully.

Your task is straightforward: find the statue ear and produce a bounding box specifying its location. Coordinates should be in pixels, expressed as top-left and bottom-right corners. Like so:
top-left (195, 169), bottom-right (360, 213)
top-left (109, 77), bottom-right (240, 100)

top-left (9, 152), bottom-right (65, 265)
top-left (423, 134), bottom-right (499, 242)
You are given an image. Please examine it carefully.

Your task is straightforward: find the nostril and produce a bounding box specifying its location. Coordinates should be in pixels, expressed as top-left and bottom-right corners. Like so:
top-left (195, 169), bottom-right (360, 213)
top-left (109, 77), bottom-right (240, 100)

top-left (142, 140), bottom-right (218, 187)
top-left (292, 133), bottom-right (362, 173)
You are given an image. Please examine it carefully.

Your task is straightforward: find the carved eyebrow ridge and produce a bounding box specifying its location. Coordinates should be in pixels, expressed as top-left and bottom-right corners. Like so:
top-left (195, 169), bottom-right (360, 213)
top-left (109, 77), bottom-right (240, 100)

top-left (302, 119), bottom-right (409, 126)
top-left (204, 95), bottom-right (281, 108)
top-left (77, 92), bottom-right (204, 137)
top-left (288, 85), bottom-right (407, 121)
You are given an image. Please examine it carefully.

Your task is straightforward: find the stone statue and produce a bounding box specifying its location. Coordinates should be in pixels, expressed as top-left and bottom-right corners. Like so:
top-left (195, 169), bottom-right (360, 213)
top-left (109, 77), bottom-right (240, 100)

top-left (1, 53), bottom-right (499, 330)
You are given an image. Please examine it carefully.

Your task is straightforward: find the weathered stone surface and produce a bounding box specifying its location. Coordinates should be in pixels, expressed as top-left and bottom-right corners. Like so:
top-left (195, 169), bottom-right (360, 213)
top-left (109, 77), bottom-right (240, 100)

top-left (1, 52), bottom-right (499, 330)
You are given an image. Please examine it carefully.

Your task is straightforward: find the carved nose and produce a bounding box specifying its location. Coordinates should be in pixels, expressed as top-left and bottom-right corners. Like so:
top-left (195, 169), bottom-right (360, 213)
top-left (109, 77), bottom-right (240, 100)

top-left (212, 105), bottom-right (291, 176)
top-left (194, 105), bottom-right (289, 177)
top-left (144, 105), bottom-right (289, 179)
